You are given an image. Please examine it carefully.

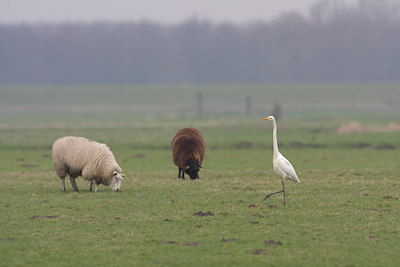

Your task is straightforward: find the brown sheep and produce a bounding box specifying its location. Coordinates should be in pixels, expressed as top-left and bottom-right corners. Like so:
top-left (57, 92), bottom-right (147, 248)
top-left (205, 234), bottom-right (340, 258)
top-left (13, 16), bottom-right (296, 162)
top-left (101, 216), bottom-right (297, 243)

top-left (170, 128), bottom-right (205, 179)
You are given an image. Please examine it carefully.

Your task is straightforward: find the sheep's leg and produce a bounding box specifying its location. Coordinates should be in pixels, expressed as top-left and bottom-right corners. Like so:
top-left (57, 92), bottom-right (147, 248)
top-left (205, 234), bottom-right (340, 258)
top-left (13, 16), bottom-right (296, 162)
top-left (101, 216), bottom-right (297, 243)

top-left (69, 176), bottom-right (80, 192)
top-left (61, 178), bottom-right (66, 192)
top-left (89, 181), bottom-right (93, 192)
top-left (93, 180), bottom-right (99, 192)
top-left (178, 168), bottom-right (185, 179)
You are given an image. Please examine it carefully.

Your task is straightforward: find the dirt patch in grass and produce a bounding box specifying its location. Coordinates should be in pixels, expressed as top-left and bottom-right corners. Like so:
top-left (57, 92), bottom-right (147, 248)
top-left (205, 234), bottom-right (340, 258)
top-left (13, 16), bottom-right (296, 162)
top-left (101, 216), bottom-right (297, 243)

top-left (285, 141), bottom-right (327, 149)
top-left (30, 215), bottom-right (58, 219)
top-left (264, 240), bottom-right (283, 245)
top-left (235, 141), bottom-right (254, 149)
top-left (164, 241), bottom-right (178, 244)
top-left (337, 121), bottom-right (400, 134)
top-left (77, 216), bottom-right (96, 224)
top-left (221, 238), bottom-right (236, 242)
top-left (1, 238), bottom-right (16, 242)
top-left (383, 195), bottom-right (398, 200)
top-left (150, 240), bottom-right (178, 245)
top-left (252, 249), bottom-right (270, 255)
top-left (132, 154), bottom-right (146, 158)
top-left (364, 208), bottom-right (391, 212)
top-left (182, 241), bottom-right (199, 246)
top-left (22, 164), bottom-right (39, 168)
top-left (351, 142), bottom-right (396, 150)
top-left (193, 211), bottom-right (214, 216)
top-left (163, 218), bottom-right (174, 222)
top-left (375, 143), bottom-right (396, 150)
top-left (268, 204), bottom-right (278, 209)
top-left (352, 142), bottom-right (372, 149)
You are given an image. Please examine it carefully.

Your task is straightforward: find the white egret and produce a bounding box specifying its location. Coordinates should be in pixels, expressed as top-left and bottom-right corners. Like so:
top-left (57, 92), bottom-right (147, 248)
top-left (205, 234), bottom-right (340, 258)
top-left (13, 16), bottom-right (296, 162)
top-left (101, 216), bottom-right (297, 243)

top-left (261, 116), bottom-right (300, 206)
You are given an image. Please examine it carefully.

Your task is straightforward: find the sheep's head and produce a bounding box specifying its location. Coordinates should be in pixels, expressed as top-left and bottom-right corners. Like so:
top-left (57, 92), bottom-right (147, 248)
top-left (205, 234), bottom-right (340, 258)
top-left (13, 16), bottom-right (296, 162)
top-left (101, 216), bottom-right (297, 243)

top-left (185, 163), bottom-right (201, 179)
top-left (110, 171), bottom-right (125, 191)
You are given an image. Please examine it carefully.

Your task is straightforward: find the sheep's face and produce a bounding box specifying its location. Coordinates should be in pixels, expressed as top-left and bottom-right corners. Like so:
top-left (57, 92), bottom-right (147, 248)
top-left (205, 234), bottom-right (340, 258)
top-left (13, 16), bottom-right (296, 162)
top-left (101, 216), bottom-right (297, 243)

top-left (110, 171), bottom-right (124, 191)
top-left (185, 163), bottom-right (200, 179)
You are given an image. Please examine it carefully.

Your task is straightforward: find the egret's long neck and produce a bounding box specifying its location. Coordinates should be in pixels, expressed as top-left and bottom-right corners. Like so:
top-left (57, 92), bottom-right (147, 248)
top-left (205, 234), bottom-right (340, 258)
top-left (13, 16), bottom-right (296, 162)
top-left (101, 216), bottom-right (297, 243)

top-left (272, 119), bottom-right (279, 158)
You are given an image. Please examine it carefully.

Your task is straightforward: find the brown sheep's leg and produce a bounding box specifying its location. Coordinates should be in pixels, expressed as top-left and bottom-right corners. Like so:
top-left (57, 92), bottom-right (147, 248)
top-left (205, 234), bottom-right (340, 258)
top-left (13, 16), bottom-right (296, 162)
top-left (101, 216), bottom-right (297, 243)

top-left (69, 176), bottom-right (80, 192)
top-left (178, 168), bottom-right (182, 178)
top-left (61, 178), bottom-right (66, 192)
top-left (89, 181), bottom-right (93, 192)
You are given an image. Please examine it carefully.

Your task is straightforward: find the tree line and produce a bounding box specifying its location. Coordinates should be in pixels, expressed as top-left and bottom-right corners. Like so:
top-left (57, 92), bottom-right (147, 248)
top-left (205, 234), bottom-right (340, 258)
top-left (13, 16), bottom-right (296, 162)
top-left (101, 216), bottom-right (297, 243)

top-left (1, 0), bottom-right (400, 84)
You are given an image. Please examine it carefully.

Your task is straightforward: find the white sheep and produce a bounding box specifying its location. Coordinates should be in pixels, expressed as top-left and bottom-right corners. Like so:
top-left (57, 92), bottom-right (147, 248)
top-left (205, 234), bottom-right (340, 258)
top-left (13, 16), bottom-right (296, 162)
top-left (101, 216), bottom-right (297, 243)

top-left (52, 136), bottom-right (125, 192)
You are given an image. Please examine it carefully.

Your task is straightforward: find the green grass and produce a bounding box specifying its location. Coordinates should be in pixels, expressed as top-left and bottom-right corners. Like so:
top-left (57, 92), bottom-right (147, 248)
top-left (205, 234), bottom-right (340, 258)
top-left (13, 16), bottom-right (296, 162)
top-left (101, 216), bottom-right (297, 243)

top-left (1, 147), bottom-right (399, 266)
top-left (1, 83), bottom-right (400, 115)
top-left (1, 84), bottom-right (400, 265)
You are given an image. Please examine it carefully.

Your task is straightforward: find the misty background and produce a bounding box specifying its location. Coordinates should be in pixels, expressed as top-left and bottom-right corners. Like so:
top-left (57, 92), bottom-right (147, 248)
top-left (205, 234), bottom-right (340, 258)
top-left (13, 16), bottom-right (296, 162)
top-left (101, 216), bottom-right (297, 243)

top-left (1, 0), bottom-right (400, 85)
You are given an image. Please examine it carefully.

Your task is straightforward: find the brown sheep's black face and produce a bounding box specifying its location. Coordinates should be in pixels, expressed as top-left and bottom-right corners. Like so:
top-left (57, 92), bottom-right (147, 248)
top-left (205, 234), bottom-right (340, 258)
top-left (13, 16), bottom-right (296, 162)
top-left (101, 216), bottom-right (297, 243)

top-left (185, 163), bottom-right (200, 179)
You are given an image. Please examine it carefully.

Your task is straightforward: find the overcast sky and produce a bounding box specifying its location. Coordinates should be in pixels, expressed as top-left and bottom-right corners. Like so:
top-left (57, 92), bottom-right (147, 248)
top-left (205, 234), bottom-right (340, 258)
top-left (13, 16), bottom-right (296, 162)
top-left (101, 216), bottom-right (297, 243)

top-left (0, 0), bottom-right (335, 24)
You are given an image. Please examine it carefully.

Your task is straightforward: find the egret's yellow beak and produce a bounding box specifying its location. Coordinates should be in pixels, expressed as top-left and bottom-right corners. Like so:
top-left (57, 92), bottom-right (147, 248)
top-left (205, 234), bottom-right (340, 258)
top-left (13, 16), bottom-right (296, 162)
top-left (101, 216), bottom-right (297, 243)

top-left (261, 117), bottom-right (270, 120)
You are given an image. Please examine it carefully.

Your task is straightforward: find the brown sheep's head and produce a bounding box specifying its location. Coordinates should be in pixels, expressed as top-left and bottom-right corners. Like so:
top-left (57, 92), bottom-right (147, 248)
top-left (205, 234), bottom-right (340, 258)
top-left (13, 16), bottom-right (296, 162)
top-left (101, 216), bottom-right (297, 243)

top-left (185, 163), bottom-right (201, 179)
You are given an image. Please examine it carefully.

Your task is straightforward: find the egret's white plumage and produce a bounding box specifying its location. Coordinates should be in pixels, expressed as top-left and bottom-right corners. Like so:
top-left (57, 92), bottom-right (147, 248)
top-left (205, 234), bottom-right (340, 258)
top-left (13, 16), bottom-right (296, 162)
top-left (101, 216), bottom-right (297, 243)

top-left (262, 115), bottom-right (300, 206)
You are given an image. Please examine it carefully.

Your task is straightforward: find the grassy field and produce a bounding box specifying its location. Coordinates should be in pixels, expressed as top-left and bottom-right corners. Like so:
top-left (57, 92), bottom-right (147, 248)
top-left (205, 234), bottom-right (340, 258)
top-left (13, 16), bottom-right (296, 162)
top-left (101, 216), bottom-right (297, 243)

top-left (1, 84), bottom-right (400, 266)
top-left (1, 83), bottom-right (400, 115)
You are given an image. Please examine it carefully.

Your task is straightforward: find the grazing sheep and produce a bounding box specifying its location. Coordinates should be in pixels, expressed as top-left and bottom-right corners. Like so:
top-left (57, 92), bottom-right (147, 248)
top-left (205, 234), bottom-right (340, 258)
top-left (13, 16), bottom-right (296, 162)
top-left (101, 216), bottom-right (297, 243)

top-left (171, 128), bottom-right (205, 179)
top-left (52, 136), bottom-right (125, 192)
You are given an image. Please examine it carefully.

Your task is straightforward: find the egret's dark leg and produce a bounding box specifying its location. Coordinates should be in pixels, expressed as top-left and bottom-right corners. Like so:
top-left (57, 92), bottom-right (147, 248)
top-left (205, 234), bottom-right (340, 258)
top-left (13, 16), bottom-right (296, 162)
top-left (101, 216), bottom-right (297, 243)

top-left (263, 177), bottom-right (286, 206)
top-left (263, 190), bottom-right (284, 200)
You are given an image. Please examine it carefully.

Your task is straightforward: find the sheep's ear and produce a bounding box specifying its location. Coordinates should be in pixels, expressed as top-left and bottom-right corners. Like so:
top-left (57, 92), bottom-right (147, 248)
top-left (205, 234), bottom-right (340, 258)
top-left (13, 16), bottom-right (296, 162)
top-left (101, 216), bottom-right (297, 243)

top-left (113, 171), bottom-right (118, 176)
